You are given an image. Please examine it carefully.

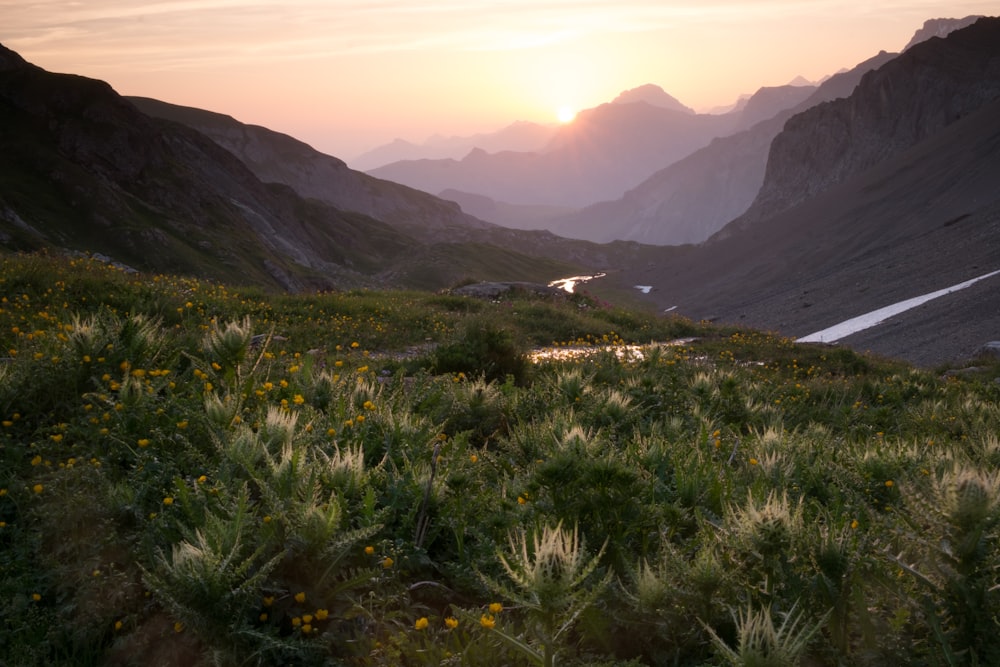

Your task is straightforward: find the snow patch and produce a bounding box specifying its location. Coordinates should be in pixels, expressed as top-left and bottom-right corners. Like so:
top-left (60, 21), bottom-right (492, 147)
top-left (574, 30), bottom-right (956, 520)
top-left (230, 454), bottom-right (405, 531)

top-left (797, 269), bottom-right (1000, 343)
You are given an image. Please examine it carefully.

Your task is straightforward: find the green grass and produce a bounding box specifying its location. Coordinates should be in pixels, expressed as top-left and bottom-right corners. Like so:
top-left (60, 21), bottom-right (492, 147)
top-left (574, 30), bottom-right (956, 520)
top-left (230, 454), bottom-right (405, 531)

top-left (1, 252), bottom-right (999, 666)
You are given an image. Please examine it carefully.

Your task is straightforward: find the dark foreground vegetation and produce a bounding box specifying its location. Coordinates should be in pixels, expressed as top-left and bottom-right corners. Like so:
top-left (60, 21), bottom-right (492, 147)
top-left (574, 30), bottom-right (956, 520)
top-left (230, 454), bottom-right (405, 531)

top-left (2, 253), bottom-right (999, 666)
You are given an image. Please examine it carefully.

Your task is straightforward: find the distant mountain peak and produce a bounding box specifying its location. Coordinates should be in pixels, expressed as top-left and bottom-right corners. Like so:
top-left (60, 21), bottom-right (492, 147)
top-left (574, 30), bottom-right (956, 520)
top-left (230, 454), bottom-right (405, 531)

top-left (903, 15), bottom-right (985, 50)
top-left (611, 84), bottom-right (694, 114)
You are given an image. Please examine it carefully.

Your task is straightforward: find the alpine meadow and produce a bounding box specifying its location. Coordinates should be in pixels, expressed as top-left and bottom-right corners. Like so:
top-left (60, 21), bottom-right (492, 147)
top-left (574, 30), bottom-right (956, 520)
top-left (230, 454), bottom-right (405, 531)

top-left (2, 253), bottom-right (1000, 665)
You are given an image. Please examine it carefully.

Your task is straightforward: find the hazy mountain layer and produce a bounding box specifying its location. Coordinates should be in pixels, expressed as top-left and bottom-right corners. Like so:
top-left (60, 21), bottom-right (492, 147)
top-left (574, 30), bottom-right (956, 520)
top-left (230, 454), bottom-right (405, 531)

top-left (547, 52), bottom-right (894, 245)
top-left (349, 120), bottom-right (556, 172)
top-left (368, 102), bottom-right (738, 208)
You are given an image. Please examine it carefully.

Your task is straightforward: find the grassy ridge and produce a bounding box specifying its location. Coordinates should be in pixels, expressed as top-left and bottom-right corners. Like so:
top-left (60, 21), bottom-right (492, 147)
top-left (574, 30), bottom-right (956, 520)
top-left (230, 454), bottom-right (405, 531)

top-left (1, 253), bottom-right (999, 666)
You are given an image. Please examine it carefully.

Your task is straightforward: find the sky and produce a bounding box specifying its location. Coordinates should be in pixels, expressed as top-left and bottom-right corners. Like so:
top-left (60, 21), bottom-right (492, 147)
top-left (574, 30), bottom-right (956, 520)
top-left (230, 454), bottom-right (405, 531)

top-left (2, 1), bottom-right (996, 162)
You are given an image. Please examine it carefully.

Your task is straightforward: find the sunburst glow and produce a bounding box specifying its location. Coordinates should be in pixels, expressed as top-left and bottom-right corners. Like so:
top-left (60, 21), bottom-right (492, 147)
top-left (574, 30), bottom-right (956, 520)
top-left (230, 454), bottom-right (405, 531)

top-left (557, 106), bottom-right (576, 123)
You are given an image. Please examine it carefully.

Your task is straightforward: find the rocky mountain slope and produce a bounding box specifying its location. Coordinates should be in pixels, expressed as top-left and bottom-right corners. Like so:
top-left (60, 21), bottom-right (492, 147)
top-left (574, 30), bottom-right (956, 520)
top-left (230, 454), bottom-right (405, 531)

top-left (125, 96), bottom-right (648, 278)
top-left (127, 96), bottom-right (494, 242)
top-left (0, 45), bottom-right (419, 291)
top-left (728, 17), bottom-right (1000, 232)
top-left (903, 15), bottom-right (984, 50)
top-left (612, 18), bottom-right (1000, 366)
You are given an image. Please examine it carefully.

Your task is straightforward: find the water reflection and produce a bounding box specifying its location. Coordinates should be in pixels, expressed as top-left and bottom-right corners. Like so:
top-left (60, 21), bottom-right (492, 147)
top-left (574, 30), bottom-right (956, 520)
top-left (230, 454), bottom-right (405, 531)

top-left (548, 273), bottom-right (606, 293)
top-left (529, 338), bottom-right (697, 363)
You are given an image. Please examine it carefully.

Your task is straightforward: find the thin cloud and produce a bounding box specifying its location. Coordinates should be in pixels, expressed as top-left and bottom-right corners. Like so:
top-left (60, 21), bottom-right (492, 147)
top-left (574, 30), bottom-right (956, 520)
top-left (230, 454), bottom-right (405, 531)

top-left (2, 0), bottom-right (994, 69)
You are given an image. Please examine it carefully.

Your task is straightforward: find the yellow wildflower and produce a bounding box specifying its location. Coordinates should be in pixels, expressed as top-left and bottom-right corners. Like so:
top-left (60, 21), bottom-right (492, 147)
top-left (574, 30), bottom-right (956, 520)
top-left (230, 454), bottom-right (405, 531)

top-left (415, 617), bottom-right (429, 630)
top-left (364, 545), bottom-right (375, 555)
top-left (382, 556), bottom-right (394, 569)
top-left (445, 617), bottom-right (459, 629)
top-left (480, 614), bottom-right (496, 629)
top-left (489, 602), bottom-right (503, 614)
top-left (295, 591), bottom-right (306, 604)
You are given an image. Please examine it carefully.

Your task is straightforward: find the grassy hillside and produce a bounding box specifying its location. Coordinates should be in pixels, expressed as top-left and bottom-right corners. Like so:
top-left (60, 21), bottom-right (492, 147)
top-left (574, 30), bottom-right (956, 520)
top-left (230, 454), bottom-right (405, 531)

top-left (2, 253), bottom-right (999, 666)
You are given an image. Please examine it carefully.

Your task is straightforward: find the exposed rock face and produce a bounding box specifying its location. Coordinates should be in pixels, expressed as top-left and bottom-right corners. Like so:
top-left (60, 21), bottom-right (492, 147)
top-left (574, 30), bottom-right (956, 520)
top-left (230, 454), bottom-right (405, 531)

top-left (903, 15), bottom-right (985, 51)
top-left (734, 18), bottom-right (1000, 229)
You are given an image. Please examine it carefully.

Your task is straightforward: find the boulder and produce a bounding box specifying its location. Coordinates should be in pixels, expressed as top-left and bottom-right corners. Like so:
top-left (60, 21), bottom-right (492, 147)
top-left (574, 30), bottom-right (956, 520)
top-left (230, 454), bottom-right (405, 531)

top-left (975, 341), bottom-right (1000, 359)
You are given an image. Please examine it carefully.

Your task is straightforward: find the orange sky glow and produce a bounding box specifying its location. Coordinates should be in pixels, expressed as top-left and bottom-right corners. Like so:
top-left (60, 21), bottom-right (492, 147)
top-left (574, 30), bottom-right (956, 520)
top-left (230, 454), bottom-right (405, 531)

top-left (2, 1), bottom-right (996, 163)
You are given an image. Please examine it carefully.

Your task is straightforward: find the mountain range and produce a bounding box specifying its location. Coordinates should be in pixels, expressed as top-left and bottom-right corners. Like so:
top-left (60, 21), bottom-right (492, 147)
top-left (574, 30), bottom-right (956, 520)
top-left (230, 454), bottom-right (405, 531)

top-left (1, 16), bottom-right (998, 366)
top-left (367, 17), bottom-right (988, 249)
top-left (0, 43), bottom-right (643, 293)
top-left (368, 91), bottom-right (742, 207)
top-left (545, 51), bottom-right (897, 245)
top-left (612, 17), bottom-right (1000, 366)
top-left (349, 120), bottom-right (557, 172)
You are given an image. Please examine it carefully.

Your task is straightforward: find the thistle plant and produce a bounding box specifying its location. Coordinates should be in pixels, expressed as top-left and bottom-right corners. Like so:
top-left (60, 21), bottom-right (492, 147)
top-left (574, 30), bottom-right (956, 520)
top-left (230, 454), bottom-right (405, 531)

top-left (726, 490), bottom-right (804, 601)
top-left (482, 521), bottom-right (610, 666)
top-left (202, 316), bottom-right (253, 371)
top-left (891, 465), bottom-right (1000, 664)
top-left (143, 486), bottom-right (284, 660)
top-left (703, 601), bottom-right (827, 667)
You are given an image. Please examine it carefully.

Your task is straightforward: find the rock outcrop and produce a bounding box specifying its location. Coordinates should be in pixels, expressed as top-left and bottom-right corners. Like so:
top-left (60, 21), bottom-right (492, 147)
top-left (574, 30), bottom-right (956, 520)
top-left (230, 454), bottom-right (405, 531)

top-left (732, 17), bottom-right (1000, 230)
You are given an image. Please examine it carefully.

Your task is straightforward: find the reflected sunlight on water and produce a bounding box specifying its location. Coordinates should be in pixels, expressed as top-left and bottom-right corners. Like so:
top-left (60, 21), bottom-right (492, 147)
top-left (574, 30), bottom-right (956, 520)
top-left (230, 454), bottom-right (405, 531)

top-left (529, 338), bottom-right (697, 363)
top-left (548, 273), bottom-right (606, 293)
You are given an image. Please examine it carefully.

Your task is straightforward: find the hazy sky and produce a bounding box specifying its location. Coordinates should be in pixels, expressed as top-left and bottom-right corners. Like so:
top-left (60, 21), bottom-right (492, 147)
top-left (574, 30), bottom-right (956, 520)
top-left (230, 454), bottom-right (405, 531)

top-left (2, 2), bottom-right (995, 161)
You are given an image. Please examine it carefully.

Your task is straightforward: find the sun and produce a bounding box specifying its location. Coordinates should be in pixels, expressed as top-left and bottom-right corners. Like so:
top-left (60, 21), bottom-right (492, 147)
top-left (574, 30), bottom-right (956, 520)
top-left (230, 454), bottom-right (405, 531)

top-left (556, 106), bottom-right (576, 123)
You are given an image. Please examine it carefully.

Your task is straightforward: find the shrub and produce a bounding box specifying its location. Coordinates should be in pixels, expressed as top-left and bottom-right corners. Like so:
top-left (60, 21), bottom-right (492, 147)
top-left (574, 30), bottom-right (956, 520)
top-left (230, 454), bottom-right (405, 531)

top-left (432, 317), bottom-right (529, 384)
